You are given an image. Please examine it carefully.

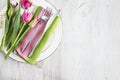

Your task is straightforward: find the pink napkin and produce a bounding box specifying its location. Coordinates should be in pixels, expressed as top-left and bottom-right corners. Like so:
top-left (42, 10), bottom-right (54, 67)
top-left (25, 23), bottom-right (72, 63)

top-left (17, 9), bottom-right (46, 58)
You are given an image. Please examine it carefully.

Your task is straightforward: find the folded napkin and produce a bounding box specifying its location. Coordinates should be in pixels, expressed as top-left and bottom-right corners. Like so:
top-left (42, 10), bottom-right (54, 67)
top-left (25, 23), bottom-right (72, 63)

top-left (17, 9), bottom-right (45, 58)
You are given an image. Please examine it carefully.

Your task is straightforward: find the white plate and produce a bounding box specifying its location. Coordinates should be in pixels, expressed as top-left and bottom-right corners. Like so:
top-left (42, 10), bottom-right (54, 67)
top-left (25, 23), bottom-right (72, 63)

top-left (0, 0), bottom-right (62, 62)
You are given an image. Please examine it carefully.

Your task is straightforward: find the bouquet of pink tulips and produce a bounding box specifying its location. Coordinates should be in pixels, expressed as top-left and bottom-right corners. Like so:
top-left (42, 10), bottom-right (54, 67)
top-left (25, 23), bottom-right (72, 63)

top-left (0, 0), bottom-right (44, 59)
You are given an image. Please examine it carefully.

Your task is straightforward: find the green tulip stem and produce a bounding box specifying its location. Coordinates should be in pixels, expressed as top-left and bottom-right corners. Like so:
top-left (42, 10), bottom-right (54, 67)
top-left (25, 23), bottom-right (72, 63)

top-left (5, 23), bottom-right (26, 59)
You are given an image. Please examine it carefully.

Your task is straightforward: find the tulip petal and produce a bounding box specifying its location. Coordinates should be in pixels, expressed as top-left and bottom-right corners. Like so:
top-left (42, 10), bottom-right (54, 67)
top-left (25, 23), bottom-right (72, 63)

top-left (22, 11), bottom-right (33, 23)
top-left (21, 0), bottom-right (32, 9)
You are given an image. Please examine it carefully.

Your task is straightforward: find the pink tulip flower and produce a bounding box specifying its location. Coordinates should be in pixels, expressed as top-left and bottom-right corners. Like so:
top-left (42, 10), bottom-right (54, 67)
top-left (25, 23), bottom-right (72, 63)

top-left (21, 0), bottom-right (32, 9)
top-left (22, 11), bottom-right (33, 24)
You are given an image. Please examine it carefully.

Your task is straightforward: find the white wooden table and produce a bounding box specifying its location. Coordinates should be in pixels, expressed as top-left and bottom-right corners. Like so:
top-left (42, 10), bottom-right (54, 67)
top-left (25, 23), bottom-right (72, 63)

top-left (0, 0), bottom-right (120, 80)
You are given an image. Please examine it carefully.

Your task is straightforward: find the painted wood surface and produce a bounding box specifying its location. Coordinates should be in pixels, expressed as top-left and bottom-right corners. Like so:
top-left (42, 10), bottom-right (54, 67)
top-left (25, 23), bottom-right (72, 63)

top-left (0, 0), bottom-right (120, 80)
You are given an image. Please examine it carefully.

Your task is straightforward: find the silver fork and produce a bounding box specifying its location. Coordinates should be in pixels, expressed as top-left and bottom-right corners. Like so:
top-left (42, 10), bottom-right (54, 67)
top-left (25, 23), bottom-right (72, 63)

top-left (22, 7), bottom-right (52, 53)
top-left (40, 7), bottom-right (52, 22)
